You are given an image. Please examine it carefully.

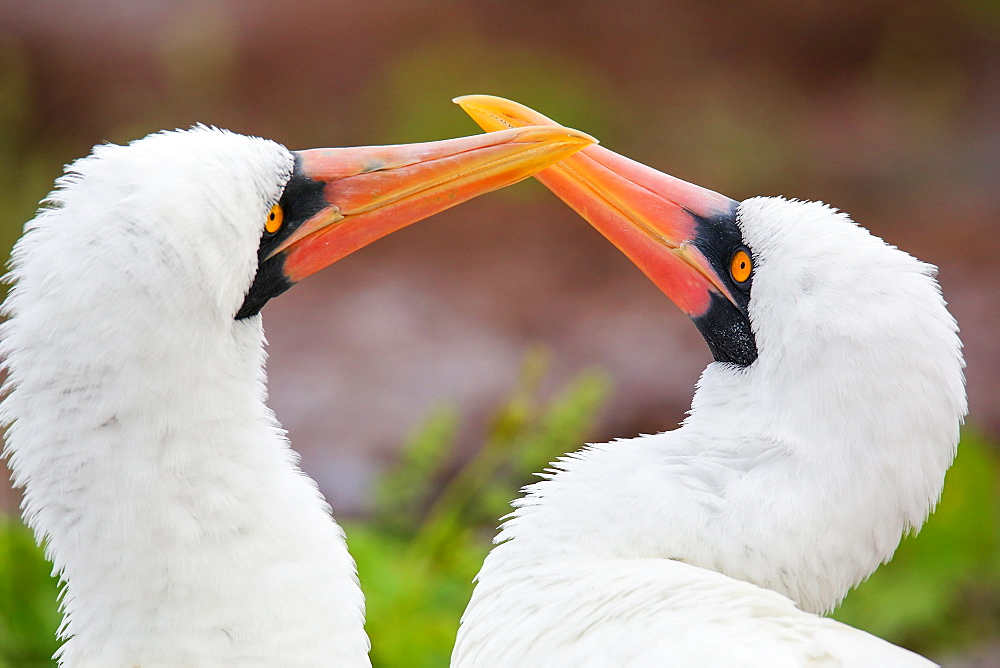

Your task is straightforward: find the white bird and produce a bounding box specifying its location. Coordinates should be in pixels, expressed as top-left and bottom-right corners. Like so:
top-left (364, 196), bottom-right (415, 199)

top-left (0, 122), bottom-right (593, 666)
top-left (451, 96), bottom-right (967, 666)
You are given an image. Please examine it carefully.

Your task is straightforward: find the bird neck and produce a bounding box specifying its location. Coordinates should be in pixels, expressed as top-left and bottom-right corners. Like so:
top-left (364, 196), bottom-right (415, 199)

top-left (3, 314), bottom-right (370, 665)
top-left (487, 345), bottom-right (961, 615)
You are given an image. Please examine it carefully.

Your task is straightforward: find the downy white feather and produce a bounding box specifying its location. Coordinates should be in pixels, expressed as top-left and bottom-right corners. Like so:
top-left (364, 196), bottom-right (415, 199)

top-left (1, 127), bottom-right (370, 666)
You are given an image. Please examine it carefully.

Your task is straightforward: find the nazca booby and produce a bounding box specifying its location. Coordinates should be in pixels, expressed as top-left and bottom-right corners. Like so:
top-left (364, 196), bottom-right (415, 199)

top-left (0, 122), bottom-right (593, 666)
top-left (450, 95), bottom-right (966, 666)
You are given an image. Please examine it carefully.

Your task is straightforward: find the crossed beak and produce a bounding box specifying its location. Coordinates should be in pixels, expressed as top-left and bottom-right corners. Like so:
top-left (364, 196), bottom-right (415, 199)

top-left (454, 95), bottom-right (739, 319)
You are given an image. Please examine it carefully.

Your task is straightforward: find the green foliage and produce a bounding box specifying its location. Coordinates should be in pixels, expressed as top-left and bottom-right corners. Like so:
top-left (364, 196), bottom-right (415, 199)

top-left (0, 517), bottom-right (60, 667)
top-left (352, 349), bottom-right (611, 666)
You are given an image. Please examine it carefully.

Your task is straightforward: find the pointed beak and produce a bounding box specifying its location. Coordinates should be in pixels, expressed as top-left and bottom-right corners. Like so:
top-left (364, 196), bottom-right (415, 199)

top-left (275, 126), bottom-right (596, 282)
top-left (454, 95), bottom-right (737, 318)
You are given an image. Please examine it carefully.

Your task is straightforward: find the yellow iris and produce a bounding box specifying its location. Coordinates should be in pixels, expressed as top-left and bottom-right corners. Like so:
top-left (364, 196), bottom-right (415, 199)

top-left (730, 249), bottom-right (752, 283)
top-left (265, 204), bottom-right (283, 235)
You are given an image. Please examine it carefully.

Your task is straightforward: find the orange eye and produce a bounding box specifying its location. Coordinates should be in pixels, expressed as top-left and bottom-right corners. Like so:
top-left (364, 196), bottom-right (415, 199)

top-left (265, 204), bottom-right (283, 235)
top-left (730, 249), bottom-right (752, 283)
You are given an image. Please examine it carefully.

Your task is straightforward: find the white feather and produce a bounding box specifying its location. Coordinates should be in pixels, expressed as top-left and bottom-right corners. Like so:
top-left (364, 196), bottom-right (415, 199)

top-left (1, 127), bottom-right (371, 666)
top-left (453, 197), bottom-right (966, 666)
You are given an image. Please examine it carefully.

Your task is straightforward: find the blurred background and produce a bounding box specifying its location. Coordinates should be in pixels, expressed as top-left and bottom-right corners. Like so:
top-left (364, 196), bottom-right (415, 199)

top-left (0, 0), bottom-right (998, 665)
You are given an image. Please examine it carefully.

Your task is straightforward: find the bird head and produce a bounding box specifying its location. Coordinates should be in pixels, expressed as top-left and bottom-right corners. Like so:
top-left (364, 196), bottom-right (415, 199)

top-left (7, 124), bottom-right (593, 335)
top-left (454, 97), bottom-right (965, 395)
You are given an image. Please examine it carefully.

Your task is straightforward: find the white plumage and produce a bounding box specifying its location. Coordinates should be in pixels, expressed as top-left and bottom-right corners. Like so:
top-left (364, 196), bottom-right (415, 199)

top-left (2, 128), bottom-right (371, 665)
top-left (455, 198), bottom-right (965, 666)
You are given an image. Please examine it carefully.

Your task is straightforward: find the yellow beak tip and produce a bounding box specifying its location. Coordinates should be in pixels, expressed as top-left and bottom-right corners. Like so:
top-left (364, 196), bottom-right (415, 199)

top-left (455, 95), bottom-right (598, 146)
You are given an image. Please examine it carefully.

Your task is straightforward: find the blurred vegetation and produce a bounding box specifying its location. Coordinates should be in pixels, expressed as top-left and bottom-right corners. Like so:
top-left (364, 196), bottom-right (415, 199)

top-left (0, 516), bottom-right (60, 667)
top-left (1, 352), bottom-right (998, 666)
top-left (352, 350), bottom-right (610, 667)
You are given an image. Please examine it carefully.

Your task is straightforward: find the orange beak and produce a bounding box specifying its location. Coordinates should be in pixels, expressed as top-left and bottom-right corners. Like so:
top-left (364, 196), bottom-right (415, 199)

top-left (237, 125), bottom-right (595, 318)
top-left (454, 95), bottom-right (738, 319)
top-left (279, 126), bottom-right (596, 282)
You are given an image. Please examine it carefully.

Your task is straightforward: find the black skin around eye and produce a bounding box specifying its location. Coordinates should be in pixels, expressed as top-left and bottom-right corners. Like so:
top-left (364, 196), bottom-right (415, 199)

top-left (690, 208), bottom-right (757, 366)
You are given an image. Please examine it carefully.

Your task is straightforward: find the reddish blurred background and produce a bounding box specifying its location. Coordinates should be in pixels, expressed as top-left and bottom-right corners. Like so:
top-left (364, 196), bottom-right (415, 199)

top-left (0, 0), bottom-right (997, 519)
